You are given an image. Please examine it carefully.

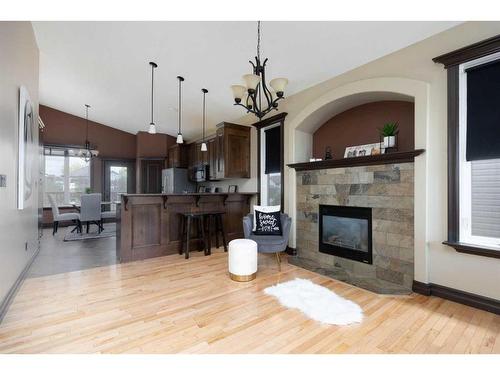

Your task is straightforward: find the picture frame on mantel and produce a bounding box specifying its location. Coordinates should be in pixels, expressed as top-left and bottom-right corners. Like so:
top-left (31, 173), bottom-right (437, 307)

top-left (344, 142), bottom-right (384, 158)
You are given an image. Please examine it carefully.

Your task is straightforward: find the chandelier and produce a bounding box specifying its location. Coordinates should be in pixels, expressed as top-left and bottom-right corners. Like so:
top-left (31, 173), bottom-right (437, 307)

top-left (230, 21), bottom-right (288, 119)
top-left (78, 104), bottom-right (99, 162)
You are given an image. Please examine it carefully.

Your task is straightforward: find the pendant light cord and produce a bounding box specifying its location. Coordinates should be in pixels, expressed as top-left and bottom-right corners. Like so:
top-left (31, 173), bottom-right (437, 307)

top-left (178, 77), bottom-right (183, 135)
top-left (257, 21), bottom-right (261, 60)
top-left (85, 104), bottom-right (90, 142)
top-left (151, 64), bottom-right (154, 124)
top-left (202, 90), bottom-right (206, 141)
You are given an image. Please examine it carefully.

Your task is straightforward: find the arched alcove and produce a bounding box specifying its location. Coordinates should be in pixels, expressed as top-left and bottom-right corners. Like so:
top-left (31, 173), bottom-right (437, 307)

top-left (284, 77), bottom-right (430, 284)
top-left (312, 100), bottom-right (415, 160)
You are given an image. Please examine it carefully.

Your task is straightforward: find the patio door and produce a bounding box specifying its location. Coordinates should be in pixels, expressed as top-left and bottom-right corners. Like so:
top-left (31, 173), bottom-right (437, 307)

top-left (102, 160), bottom-right (135, 206)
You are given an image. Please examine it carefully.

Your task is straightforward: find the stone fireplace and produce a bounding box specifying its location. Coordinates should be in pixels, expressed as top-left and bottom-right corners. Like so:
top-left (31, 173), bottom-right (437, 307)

top-left (290, 162), bottom-right (415, 294)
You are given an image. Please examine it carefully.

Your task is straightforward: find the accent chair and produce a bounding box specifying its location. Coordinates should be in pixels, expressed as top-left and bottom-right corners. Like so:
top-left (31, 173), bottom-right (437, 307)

top-left (242, 212), bottom-right (292, 271)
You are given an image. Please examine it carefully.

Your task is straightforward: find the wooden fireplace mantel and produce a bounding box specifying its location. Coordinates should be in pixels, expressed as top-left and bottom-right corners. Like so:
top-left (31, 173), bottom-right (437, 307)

top-left (287, 149), bottom-right (425, 171)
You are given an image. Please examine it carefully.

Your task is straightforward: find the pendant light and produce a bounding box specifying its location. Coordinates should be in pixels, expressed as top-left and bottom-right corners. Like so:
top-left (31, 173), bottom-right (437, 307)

top-left (176, 75), bottom-right (185, 143)
top-left (200, 88), bottom-right (208, 152)
top-left (148, 62), bottom-right (158, 134)
top-left (78, 104), bottom-right (99, 162)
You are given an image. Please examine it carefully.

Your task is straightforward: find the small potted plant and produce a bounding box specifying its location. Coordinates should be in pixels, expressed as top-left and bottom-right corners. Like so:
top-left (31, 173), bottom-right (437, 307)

top-left (85, 187), bottom-right (92, 194)
top-left (380, 122), bottom-right (399, 149)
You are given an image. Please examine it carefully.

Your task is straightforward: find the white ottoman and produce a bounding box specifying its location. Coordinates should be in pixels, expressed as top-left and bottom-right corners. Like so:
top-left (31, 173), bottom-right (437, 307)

top-left (228, 239), bottom-right (258, 282)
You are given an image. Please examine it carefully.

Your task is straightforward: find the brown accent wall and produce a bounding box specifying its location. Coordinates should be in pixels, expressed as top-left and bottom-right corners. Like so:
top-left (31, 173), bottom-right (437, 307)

top-left (312, 101), bottom-right (415, 159)
top-left (40, 105), bottom-right (176, 224)
top-left (40, 105), bottom-right (137, 159)
top-left (136, 131), bottom-right (177, 158)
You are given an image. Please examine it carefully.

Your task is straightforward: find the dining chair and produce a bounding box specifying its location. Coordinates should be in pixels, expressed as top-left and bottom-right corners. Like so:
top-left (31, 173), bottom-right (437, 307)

top-left (48, 194), bottom-right (81, 235)
top-left (80, 193), bottom-right (103, 234)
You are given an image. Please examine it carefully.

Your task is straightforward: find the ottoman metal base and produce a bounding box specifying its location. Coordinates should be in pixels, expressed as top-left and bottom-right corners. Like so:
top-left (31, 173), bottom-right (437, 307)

top-left (229, 272), bottom-right (256, 282)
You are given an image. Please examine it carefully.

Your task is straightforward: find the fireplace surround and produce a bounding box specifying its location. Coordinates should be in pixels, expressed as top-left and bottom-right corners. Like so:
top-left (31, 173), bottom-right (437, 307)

top-left (319, 205), bottom-right (372, 264)
top-left (290, 162), bottom-right (415, 294)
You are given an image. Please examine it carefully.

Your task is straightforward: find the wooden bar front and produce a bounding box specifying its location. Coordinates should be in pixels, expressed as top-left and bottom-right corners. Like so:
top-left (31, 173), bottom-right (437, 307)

top-left (116, 193), bottom-right (255, 263)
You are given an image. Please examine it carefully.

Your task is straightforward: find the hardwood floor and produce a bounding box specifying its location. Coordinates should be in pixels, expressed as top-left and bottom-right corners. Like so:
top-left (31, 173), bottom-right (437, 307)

top-left (27, 227), bottom-right (117, 278)
top-left (0, 249), bottom-right (498, 354)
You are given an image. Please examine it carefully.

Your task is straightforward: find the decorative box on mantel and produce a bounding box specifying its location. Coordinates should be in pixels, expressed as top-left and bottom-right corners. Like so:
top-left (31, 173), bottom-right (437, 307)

top-left (288, 150), bottom-right (424, 294)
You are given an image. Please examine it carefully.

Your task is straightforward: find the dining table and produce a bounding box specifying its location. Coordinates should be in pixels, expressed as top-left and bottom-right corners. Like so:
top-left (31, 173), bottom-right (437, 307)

top-left (70, 201), bottom-right (120, 212)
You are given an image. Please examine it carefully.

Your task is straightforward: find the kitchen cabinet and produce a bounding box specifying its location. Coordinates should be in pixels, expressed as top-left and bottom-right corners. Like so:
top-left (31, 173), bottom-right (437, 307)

top-left (214, 123), bottom-right (251, 179)
top-left (186, 122), bottom-right (250, 180)
top-left (168, 144), bottom-right (189, 168)
top-left (207, 137), bottom-right (217, 180)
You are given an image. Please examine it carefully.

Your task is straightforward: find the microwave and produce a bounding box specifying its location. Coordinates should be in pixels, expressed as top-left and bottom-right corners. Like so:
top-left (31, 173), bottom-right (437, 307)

top-left (190, 164), bottom-right (208, 182)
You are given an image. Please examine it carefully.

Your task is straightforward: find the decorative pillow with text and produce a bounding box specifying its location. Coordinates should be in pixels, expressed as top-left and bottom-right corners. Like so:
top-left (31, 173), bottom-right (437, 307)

top-left (253, 209), bottom-right (282, 236)
top-left (252, 205), bottom-right (280, 231)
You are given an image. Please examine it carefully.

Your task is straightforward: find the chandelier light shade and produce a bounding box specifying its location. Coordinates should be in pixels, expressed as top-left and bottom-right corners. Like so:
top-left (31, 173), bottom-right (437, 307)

top-left (78, 104), bottom-right (99, 162)
top-left (270, 78), bottom-right (289, 96)
top-left (230, 21), bottom-right (288, 119)
top-left (176, 75), bottom-right (185, 144)
top-left (200, 88), bottom-right (208, 152)
top-left (148, 62), bottom-right (158, 134)
top-left (242, 74), bottom-right (261, 91)
top-left (231, 85), bottom-right (246, 103)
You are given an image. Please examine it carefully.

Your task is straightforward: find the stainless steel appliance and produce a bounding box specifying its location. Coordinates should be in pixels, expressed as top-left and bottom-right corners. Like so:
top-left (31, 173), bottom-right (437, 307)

top-left (189, 164), bottom-right (209, 182)
top-left (162, 168), bottom-right (196, 194)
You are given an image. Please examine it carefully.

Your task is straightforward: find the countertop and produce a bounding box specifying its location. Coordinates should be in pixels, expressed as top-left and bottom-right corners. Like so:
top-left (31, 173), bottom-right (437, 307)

top-left (121, 192), bottom-right (257, 197)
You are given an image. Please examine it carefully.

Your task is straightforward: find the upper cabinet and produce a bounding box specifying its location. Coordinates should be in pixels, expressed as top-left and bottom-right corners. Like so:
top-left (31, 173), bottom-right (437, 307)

top-left (187, 122), bottom-right (251, 180)
top-left (215, 123), bottom-right (251, 179)
top-left (168, 144), bottom-right (189, 168)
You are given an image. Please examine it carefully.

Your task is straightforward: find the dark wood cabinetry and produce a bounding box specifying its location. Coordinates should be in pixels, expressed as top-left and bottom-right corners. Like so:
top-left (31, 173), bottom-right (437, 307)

top-left (168, 144), bottom-right (189, 168)
top-left (117, 193), bottom-right (256, 263)
top-left (140, 159), bottom-right (165, 193)
top-left (216, 123), bottom-right (251, 179)
top-left (186, 122), bottom-right (250, 180)
top-left (207, 137), bottom-right (217, 180)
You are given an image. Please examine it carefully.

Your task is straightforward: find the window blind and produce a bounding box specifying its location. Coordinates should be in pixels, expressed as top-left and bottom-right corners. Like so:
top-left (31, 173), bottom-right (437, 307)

top-left (466, 59), bottom-right (500, 161)
top-left (471, 158), bottom-right (500, 239)
top-left (264, 125), bottom-right (281, 174)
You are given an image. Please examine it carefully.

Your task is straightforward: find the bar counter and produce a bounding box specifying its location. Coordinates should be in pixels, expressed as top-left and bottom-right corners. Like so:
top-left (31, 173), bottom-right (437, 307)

top-left (116, 192), bottom-right (257, 263)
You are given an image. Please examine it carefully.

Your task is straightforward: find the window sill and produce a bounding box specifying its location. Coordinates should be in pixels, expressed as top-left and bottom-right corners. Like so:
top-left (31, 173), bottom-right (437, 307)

top-left (443, 241), bottom-right (500, 259)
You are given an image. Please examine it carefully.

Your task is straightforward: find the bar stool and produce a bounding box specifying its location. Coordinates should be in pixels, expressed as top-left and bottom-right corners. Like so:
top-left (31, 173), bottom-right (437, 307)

top-left (179, 212), bottom-right (209, 259)
top-left (205, 211), bottom-right (228, 255)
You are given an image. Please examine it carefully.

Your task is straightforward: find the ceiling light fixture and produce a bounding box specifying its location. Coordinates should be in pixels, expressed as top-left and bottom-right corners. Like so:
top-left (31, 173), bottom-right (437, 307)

top-left (200, 88), bottom-right (208, 152)
top-left (176, 76), bottom-right (185, 144)
top-left (78, 104), bottom-right (99, 162)
top-left (230, 21), bottom-right (288, 120)
top-left (148, 62), bottom-right (158, 134)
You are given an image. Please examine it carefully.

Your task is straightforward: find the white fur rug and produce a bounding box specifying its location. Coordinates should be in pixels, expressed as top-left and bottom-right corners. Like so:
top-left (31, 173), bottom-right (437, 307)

top-left (264, 278), bottom-right (363, 325)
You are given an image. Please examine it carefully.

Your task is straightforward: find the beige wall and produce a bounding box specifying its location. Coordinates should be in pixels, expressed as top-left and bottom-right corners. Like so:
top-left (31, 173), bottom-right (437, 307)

top-left (233, 22), bottom-right (500, 300)
top-left (0, 22), bottom-right (40, 306)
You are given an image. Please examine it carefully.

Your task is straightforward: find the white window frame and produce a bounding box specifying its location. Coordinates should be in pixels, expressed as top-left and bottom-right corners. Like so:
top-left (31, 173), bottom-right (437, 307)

top-left (260, 122), bottom-right (281, 207)
top-left (458, 51), bottom-right (500, 248)
top-left (44, 150), bottom-right (91, 207)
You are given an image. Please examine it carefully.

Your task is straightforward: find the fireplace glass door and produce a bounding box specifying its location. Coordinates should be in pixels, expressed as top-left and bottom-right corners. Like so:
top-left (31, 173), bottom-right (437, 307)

top-left (319, 205), bottom-right (373, 264)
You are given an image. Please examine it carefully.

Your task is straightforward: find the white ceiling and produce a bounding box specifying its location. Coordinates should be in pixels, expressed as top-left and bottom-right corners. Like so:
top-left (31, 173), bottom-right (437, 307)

top-left (32, 21), bottom-right (459, 140)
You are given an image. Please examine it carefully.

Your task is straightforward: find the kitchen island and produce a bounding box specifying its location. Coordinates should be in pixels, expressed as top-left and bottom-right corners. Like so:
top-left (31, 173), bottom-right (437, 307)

top-left (116, 192), bottom-right (257, 263)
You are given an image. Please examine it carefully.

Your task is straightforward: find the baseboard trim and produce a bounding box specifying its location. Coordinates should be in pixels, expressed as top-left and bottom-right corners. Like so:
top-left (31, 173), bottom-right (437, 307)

top-left (412, 280), bottom-right (500, 315)
top-left (0, 245), bottom-right (40, 324)
top-left (412, 280), bottom-right (431, 296)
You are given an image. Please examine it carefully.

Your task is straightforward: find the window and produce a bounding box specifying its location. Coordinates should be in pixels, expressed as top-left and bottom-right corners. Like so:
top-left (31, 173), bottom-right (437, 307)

top-left (458, 54), bottom-right (500, 249)
top-left (44, 147), bottom-right (91, 207)
top-left (434, 34), bottom-right (500, 258)
top-left (261, 124), bottom-right (282, 206)
top-left (253, 113), bottom-right (287, 209)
